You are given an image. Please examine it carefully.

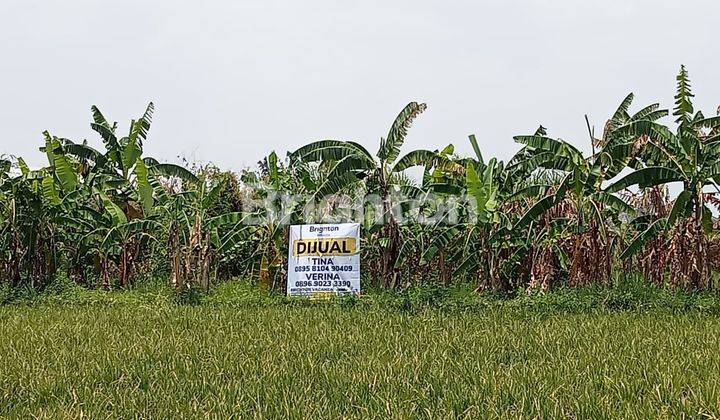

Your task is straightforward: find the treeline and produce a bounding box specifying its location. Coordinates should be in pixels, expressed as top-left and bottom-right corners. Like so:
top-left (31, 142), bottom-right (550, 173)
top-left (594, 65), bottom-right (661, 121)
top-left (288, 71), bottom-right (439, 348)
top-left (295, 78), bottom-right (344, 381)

top-left (1, 66), bottom-right (719, 292)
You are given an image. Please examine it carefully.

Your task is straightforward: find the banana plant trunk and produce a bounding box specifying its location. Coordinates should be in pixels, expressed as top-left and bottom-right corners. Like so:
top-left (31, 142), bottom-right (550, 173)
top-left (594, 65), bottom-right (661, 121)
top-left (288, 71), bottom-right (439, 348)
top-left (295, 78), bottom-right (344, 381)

top-left (9, 230), bottom-right (21, 287)
top-left (380, 193), bottom-right (402, 289)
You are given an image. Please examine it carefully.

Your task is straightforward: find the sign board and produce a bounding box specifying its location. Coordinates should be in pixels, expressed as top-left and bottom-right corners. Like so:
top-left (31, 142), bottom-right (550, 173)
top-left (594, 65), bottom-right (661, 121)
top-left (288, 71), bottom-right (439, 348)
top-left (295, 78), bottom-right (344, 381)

top-left (287, 223), bottom-right (361, 297)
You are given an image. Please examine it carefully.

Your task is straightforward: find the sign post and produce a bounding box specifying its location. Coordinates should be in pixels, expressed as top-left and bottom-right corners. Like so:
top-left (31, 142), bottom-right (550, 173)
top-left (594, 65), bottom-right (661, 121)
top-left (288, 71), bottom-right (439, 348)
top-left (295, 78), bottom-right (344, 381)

top-left (287, 223), bottom-right (361, 297)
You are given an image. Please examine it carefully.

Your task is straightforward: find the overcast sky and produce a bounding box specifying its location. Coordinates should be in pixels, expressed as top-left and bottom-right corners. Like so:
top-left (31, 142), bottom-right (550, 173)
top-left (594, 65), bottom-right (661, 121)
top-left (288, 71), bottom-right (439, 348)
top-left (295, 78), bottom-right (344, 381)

top-left (1, 0), bottom-right (718, 172)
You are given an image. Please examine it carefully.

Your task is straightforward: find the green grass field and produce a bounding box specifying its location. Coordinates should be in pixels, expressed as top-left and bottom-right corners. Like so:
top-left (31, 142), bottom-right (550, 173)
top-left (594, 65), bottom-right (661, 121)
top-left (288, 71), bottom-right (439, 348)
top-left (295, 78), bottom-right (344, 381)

top-left (2, 283), bottom-right (720, 418)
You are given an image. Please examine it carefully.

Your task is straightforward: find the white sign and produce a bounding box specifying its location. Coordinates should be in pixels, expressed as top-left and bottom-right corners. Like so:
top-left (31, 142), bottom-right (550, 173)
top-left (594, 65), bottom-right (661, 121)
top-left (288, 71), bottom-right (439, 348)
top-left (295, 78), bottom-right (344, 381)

top-left (287, 223), bottom-right (361, 297)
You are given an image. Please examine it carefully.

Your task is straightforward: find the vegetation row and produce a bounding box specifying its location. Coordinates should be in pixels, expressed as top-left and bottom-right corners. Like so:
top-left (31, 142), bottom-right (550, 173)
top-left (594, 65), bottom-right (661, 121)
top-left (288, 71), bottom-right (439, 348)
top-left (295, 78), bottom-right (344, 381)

top-left (2, 66), bottom-right (719, 294)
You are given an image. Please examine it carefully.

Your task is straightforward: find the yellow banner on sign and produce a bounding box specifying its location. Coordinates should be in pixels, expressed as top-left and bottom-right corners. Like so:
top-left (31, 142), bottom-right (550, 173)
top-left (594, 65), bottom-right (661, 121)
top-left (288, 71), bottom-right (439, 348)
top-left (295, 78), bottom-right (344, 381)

top-left (292, 237), bottom-right (357, 257)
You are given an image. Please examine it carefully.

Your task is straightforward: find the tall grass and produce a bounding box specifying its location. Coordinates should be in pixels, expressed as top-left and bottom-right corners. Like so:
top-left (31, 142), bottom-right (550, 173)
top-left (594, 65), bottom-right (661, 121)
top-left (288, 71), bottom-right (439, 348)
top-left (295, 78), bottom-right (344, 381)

top-left (2, 283), bottom-right (720, 418)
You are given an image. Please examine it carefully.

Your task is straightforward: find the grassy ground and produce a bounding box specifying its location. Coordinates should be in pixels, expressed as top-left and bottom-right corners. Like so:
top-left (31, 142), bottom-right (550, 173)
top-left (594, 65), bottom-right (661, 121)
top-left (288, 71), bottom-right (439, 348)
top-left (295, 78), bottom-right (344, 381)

top-left (2, 281), bottom-right (720, 418)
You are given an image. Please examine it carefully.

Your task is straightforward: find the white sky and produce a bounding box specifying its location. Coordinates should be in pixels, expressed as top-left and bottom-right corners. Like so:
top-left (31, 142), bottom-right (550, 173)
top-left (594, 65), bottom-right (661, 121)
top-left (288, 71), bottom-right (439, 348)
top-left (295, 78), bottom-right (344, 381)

top-left (1, 0), bottom-right (718, 172)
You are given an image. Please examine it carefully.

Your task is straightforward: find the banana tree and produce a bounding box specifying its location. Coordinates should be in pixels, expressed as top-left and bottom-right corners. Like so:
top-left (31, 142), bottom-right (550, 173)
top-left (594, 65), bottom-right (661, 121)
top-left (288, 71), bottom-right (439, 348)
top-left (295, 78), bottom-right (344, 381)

top-left (227, 153), bottom-right (300, 289)
top-left (0, 158), bottom-right (22, 285)
top-left (507, 114), bottom-right (640, 288)
top-left (605, 66), bottom-right (720, 288)
top-left (0, 158), bottom-right (67, 287)
top-left (44, 104), bottom-right (195, 287)
top-left (156, 166), bottom-right (256, 291)
top-left (227, 151), bottom-right (336, 289)
top-left (291, 102), bottom-right (440, 288)
top-left (407, 135), bottom-right (508, 288)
